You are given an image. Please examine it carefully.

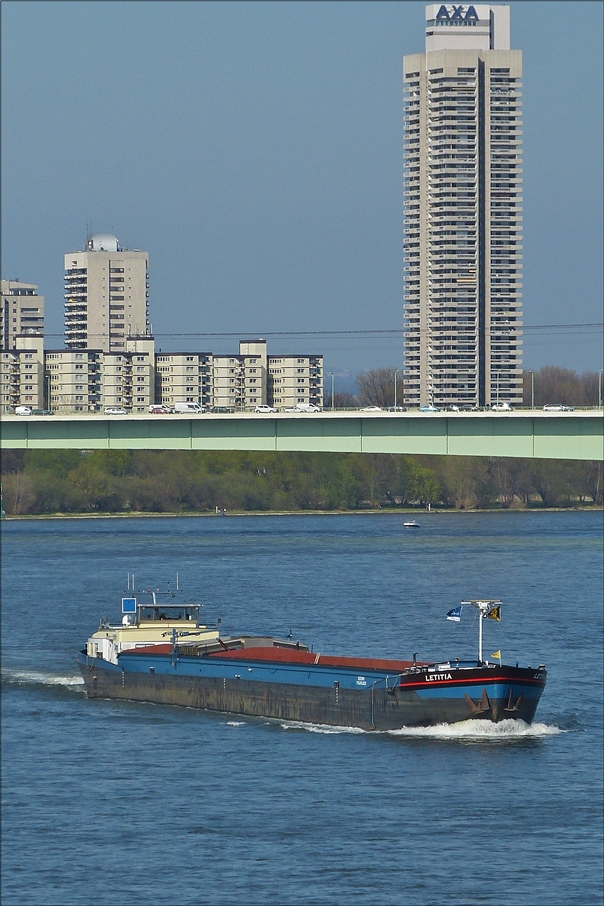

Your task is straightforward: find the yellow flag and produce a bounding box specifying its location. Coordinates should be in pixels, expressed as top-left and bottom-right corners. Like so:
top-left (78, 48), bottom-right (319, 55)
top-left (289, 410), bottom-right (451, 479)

top-left (491, 650), bottom-right (501, 660)
top-left (487, 605), bottom-right (501, 621)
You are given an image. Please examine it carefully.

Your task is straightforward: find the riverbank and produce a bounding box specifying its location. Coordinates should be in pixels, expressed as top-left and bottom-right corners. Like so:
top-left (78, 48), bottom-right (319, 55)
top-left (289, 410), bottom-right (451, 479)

top-left (3, 505), bottom-right (602, 520)
top-left (2, 448), bottom-right (601, 515)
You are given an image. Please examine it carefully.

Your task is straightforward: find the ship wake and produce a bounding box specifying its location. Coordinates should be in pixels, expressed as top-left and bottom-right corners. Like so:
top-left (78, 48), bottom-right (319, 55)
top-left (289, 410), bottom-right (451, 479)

top-left (278, 717), bottom-right (561, 739)
top-left (1, 668), bottom-right (85, 691)
top-left (388, 718), bottom-right (562, 740)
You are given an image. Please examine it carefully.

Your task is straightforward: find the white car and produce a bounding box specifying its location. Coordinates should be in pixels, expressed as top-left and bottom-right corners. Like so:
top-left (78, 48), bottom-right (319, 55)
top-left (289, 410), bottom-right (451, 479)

top-left (361, 406), bottom-right (383, 412)
top-left (15, 406), bottom-right (33, 416)
top-left (104, 407), bottom-right (129, 415)
top-left (491, 402), bottom-right (513, 411)
top-left (255, 405), bottom-right (277, 413)
top-left (543, 404), bottom-right (574, 412)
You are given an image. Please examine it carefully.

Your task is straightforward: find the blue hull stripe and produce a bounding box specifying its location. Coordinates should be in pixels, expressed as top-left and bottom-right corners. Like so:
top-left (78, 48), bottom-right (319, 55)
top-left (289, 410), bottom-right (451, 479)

top-left (104, 653), bottom-right (544, 701)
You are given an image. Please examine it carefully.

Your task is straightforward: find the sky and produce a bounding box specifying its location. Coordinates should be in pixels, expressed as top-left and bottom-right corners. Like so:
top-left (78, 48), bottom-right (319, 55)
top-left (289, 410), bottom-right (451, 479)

top-left (2, 1), bottom-right (602, 385)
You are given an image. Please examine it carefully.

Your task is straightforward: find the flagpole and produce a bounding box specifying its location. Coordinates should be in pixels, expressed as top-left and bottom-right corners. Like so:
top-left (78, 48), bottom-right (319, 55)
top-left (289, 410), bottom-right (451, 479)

top-left (478, 609), bottom-right (483, 664)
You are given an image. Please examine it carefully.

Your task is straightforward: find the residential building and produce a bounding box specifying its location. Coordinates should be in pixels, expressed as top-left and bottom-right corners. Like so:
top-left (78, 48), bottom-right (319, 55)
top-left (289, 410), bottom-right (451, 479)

top-left (1, 280), bottom-right (45, 350)
top-left (64, 233), bottom-right (150, 353)
top-left (45, 348), bottom-right (103, 413)
top-left (210, 341), bottom-right (267, 411)
top-left (102, 337), bottom-right (155, 413)
top-left (155, 352), bottom-right (213, 409)
top-left (3, 332), bottom-right (322, 414)
top-left (0, 335), bottom-right (45, 413)
top-left (45, 337), bottom-right (154, 413)
top-left (403, 4), bottom-right (523, 408)
top-left (268, 354), bottom-right (324, 409)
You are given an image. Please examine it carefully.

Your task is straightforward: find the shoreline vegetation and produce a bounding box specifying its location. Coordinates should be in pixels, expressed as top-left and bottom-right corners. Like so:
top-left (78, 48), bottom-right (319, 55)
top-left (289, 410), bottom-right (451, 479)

top-left (1, 449), bottom-right (602, 517)
top-left (3, 507), bottom-right (602, 521)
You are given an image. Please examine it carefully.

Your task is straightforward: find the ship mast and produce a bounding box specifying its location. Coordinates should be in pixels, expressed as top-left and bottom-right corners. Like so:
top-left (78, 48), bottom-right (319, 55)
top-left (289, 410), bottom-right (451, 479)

top-left (461, 600), bottom-right (501, 664)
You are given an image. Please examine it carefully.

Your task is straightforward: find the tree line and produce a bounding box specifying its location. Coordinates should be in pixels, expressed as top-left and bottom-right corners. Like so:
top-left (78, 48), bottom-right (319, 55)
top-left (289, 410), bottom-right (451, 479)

top-left (326, 366), bottom-right (602, 408)
top-left (1, 448), bottom-right (601, 516)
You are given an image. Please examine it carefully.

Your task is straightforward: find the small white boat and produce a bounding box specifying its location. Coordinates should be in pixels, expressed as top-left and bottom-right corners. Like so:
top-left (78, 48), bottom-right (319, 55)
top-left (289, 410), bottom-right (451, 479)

top-left (403, 520), bottom-right (420, 527)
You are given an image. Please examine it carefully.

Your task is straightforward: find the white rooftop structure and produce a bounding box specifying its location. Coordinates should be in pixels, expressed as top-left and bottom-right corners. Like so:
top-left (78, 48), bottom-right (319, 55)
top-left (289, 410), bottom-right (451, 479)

top-left (425, 4), bottom-right (510, 52)
top-left (85, 233), bottom-right (119, 252)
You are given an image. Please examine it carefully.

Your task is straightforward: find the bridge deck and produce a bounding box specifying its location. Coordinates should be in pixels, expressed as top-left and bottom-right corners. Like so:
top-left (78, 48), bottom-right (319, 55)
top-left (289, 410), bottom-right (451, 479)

top-left (2, 410), bottom-right (602, 460)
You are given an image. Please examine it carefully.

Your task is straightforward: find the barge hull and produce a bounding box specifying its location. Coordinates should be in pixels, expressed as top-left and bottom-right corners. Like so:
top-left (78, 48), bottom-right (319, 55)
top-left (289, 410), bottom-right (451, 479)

top-left (78, 658), bottom-right (544, 730)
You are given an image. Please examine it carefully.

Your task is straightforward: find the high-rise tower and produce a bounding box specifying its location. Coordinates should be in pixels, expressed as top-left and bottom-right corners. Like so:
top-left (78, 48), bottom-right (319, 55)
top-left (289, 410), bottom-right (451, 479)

top-left (403, 4), bottom-right (523, 408)
top-left (64, 233), bottom-right (150, 352)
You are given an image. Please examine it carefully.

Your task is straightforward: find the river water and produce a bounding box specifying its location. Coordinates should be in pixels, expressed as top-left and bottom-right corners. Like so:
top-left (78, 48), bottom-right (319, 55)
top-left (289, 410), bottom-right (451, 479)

top-left (1, 511), bottom-right (602, 906)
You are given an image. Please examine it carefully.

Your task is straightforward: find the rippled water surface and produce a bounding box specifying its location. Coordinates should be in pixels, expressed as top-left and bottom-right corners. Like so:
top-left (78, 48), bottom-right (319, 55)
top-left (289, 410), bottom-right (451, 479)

top-left (2, 511), bottom-right (602, 905)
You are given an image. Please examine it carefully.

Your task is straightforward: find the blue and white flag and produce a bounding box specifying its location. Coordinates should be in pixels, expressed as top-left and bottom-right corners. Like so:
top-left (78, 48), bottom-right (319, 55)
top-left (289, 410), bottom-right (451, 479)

top-left (446, 606), bottom-right (463, 623)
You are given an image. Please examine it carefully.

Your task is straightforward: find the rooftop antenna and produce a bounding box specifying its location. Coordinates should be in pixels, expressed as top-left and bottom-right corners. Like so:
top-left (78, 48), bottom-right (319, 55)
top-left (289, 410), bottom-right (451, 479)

top-left (176, 572), bottom-right (179, 591)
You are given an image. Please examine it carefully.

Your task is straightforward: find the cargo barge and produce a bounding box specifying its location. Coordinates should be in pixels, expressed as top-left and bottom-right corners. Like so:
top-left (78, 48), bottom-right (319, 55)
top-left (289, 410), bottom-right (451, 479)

top-left (78, 590), bottom-right (547, 730)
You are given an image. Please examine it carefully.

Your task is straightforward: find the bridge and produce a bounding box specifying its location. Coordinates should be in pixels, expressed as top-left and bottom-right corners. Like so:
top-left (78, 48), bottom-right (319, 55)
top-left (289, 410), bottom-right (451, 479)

top-left (1, 410), bottom-right (602, 460)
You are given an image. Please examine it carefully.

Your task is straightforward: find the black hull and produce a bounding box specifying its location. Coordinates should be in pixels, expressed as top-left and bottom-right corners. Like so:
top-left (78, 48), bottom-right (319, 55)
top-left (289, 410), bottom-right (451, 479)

top-left (79, 660), bottom-right (544, 730)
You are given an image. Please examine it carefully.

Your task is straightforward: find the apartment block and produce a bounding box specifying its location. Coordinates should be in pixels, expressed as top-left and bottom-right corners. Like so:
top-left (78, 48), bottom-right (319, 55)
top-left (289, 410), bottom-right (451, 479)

top-left (4, 331), bottom-right (322, 414)
top-left (155, 352), bottom-right (213, 409)
top-left (268, 354), bottom-right (324, 409)
top-left (0, 335), bottom-right (45, 414)
top-left (1, 280), bottom-right (45, 351)
top-left (64, 234), bottom-right (150, 353)
top-left (45, 337), bottom-right (154, 413)
top-left (209, 340), bottom-right (266, 410)
top-left (45, 349), bottom-right (104, 413)
top-left (403, 4), bottom-right (523, 408)
top-left (102, 337), bottom-right (155, 413)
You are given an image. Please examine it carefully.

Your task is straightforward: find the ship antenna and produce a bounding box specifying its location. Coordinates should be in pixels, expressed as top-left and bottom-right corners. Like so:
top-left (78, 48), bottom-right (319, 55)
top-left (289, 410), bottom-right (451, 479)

top-left (176, 572), bottom-right (179, 591)
top-left (462, 600), bottom-right (501, 664)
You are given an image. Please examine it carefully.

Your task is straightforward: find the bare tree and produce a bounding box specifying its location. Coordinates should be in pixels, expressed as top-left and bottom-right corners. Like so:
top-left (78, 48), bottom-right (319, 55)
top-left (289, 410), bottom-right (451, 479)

top-left (356, 368), bottom-right (401, 407)
top-left (324, 391), bottom-right (358, 410)
top-left (523, 367), bottom-right (601, 407)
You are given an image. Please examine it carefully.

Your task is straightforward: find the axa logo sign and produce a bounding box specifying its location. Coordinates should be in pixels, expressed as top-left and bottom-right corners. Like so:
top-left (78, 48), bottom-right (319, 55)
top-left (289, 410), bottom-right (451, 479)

top-left (435, 5), bottom-right (479, 21)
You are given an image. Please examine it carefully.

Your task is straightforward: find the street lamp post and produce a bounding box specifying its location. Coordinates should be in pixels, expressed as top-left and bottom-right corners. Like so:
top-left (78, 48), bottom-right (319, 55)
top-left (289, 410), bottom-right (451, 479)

top-left (329, 372), bottom-right (334, 412)
top-left (394, 369), bottom-right (399, 409)
top-left (599, 370), bottom-right (603, 410)
top-left (529, 370), bottom-right (534, 409)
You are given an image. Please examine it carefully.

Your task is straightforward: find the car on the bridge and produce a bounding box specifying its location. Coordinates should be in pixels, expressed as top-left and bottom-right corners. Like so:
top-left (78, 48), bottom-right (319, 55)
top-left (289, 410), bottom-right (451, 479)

top-left (149, 405), bottom-right (172, 414)
top-left (419, 404), bottom-right (440, 412)
top-left (32, 409), bottom-right (54, 416)
top-left (174, 402), bottom-right (205, 413)
top-left (104, 407), bottom-right (129, 415)
top-left (491, 403), bottom-right (513, 412)
top-left (14, 406), bottom-right (33, 416)
top-left (255, 405), bottom-right (277, 413)
top-left (543, 404), bottom-right (574, 412)
top-left (361, 406), bottom-right (383, 412)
